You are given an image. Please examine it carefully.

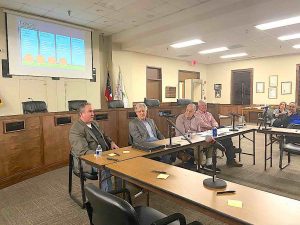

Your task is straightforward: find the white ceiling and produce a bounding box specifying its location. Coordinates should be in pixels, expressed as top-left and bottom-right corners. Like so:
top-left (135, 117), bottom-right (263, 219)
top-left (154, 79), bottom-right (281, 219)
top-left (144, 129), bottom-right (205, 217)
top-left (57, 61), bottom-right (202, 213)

top-left (1, 0), bottom-right (300, 64)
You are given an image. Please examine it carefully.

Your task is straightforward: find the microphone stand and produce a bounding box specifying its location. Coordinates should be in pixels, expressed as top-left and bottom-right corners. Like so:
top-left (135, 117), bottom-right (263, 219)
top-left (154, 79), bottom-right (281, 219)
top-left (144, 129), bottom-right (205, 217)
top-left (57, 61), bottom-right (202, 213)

top-left (203, 146), bottom-right (227, 189)
top-left (164, 117), bottom-right (192, 148)
top-left (258, 107), bottom-right (271, 131)
top-left (229, 113), bottom-right (239, 131)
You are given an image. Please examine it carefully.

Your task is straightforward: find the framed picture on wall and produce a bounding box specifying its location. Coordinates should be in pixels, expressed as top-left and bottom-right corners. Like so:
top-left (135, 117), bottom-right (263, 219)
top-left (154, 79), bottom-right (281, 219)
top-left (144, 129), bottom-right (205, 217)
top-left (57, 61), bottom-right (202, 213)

top-left (268, 87), bottom-right (277, 99)
top-left (256, 82), bottom-right (265, 93)
top-left (281, 81), bottom-right (292, 95)
top-left (269, 75), bottom-right (278, 87)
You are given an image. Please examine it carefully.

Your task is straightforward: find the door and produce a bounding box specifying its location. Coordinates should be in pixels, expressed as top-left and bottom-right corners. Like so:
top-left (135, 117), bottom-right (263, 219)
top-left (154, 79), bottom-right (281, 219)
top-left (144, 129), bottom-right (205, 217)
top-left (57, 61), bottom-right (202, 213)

top-left (231, 69), bottom-right (253, 105)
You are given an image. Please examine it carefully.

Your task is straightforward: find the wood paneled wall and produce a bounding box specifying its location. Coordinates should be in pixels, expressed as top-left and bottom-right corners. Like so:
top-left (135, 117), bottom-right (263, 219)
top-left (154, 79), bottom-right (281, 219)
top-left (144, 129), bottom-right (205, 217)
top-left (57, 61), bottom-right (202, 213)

top-left (0, 103), bottom-right (241, 188)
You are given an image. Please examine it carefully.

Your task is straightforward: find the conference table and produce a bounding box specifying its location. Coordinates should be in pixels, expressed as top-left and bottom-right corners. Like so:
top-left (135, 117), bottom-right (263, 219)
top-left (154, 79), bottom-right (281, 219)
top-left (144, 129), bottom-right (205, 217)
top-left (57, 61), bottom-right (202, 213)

top-left (107, 157), bottom-right (300, 225)
top-left (257, 127), bottom-right (300, 170)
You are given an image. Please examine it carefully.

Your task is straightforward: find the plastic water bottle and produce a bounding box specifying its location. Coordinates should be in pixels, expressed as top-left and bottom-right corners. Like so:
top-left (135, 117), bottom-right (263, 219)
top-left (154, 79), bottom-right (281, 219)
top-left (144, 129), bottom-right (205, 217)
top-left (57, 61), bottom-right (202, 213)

top-left (95, 145), bottom-right (102, 157)
top-left (212, 127), bottom-right (217, 137)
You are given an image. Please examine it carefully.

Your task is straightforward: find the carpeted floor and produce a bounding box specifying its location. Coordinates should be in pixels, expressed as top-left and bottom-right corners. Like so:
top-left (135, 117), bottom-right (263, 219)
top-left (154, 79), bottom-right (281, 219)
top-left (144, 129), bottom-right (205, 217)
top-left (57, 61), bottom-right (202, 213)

top-left (0, 132), bottom-right (299, 225)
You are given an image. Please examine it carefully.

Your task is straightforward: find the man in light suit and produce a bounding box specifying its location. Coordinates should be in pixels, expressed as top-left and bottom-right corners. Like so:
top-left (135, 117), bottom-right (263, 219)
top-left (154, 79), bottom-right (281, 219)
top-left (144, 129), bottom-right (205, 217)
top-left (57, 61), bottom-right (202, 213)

top-left (129, 103), bottom-right (172, 163)
top-left (69, 102), bottom-right (119, 191)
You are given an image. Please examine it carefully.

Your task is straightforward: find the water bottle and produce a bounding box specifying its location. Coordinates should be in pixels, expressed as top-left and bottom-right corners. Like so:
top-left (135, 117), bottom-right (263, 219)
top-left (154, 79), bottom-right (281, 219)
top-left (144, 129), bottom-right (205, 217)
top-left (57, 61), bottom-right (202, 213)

top-left (212, 127), bottom-right (218, 137)
top-left (95, 145), bottom-right (102, 157)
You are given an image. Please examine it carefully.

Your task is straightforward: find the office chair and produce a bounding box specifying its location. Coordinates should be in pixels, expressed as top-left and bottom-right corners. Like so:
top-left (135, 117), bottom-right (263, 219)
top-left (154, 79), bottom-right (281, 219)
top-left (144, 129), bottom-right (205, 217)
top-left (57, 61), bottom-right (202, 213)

top-left (68, 152), bottom-right (98, 208)
top-left (85, 183), bottom-right (203, 225)
top-left (68, 100), bottom-right (87, 111)
top-left (176, 99), bottom-right (192, 106)
top-left (144, 98), bottom-right (160, 107)
top-left (279, 124), bottom-right (300, 170)
top-left (22, 101), bottom-right (48, 114)
top-left (108, 100), bottom-right (124, 108)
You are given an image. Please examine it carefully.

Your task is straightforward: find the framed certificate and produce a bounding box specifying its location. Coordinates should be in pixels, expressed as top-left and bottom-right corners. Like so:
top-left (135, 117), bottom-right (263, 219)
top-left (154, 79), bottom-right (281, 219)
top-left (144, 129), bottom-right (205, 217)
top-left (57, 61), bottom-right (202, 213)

top-left (269, 75), bottom-right (278, 87)
top-left (268, 87), bottom-right (277, 99)
top-left (281, 81), bottom-right (292, 95)
top-left (256, 82), bottom-right (265, 93)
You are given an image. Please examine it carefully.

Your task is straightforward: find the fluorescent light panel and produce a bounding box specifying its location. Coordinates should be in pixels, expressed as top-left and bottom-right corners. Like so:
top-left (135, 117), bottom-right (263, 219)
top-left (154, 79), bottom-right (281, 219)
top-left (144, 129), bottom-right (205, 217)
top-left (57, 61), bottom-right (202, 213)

top-left (278, 33), bottom-right (300, 41)
top-left (170, 39), bottom-right (204, 48)
top-left (220, 53), bottom-right (248, 59)
top-left (199, 47), bottom-right (228, 54)
top-left (293, 44), bottom-right (300, 49)
top-left (255, 16), bottom-right (300, 30)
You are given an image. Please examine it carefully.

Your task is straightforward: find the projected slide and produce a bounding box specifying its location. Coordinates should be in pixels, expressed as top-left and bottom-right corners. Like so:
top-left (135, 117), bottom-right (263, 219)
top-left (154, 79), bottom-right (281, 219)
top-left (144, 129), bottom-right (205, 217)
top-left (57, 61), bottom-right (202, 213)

top-left (20, 28), bottom-right (85, 70)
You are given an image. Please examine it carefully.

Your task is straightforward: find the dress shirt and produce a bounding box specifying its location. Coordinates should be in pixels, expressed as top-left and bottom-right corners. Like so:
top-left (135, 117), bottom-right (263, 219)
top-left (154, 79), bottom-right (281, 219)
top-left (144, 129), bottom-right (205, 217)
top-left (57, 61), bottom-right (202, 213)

top-left (195, 110), bottom-right (218, 131)
top-left (142, 120), bottom-right (155, 138)
top-left (175, 114), bottom-right (202, 136)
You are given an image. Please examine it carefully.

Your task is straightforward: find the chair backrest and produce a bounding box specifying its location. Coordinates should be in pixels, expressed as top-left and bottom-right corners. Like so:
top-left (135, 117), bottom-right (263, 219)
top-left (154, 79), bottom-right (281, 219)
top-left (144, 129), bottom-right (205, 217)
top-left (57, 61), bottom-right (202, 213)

top-left (85, 183), bottom-right (139, 225)
top-left (68, 100), bottom-right (87, 111)
top-left (22, 101), bottom-right (48, 114)
top-left (144, 98), bottom-right (160, 107)
top-left (108, 100), bottom-right (124, 108)
top-left (177, 99), bottom-right (192, 106)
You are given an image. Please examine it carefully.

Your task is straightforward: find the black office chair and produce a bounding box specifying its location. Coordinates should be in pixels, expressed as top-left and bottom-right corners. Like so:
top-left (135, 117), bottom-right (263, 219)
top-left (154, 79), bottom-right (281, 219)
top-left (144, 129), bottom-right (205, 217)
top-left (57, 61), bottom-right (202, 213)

top-left (22, 101), bottom-right (48, 114)
top-left (176, 99), bottom-right (192, 106)
top-left (68, 100), bottom-right (87, 111)
top-left (68, 152), bottom-right (98, 208)
top-left (144, 98), bottom-right (160, 107)
top-left (108, 100), bottom-right (124, 108)
top-left (279, 124), bottom-right (300, 170)
top-left (85, 183), bottom-right (203, 225)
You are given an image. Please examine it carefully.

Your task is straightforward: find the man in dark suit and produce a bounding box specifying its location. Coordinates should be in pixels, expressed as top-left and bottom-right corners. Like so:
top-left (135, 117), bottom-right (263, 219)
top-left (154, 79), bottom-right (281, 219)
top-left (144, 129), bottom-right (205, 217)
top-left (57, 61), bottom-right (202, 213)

top-left (129, 103), bottom-right (172, 163)
top-left (69, 102), bottom-right (119, 191)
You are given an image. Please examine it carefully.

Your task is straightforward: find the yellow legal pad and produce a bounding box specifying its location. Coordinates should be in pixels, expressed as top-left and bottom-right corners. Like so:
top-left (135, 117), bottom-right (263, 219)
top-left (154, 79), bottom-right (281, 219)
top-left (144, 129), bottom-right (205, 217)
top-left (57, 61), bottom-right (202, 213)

top-left (227, 200), bottom-right (243, 208)
top-left (123, 150), bottom-right (130, 154)
top-left (108, 153), bottom-right (117, 157)
top-left (157, 174), bottom-right (169, 179)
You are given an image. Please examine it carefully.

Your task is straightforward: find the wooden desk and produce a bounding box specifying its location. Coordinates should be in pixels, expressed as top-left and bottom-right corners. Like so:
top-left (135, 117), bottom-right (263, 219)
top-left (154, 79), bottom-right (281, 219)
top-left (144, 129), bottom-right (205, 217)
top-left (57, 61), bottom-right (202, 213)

top-left (107, 157), bottom-right (300, 225)
top-left (242, 108), bottom-right (263, 123)
top-left (257, 127), bottom-right (300, 170)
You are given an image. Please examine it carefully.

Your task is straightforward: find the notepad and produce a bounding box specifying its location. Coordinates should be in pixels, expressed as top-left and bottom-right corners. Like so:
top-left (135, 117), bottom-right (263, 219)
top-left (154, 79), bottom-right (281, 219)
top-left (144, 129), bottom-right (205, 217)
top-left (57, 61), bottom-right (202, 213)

top-left (123, 150), bottom-right (130, 154)
top-left (157, 174), bottom-right (169, 179)
top-left (227, 200), bottom-right (243, 208)
top-left (108, 153), bottom-right (117, 157)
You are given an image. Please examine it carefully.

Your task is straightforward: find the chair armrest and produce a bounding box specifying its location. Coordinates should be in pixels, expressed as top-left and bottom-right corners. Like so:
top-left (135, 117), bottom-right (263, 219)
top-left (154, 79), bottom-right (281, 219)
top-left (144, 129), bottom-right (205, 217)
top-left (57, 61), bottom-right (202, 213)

top-left (108, 188), bottom-right (132, 204)
top-left (151, 213), bottom-right (186, 225)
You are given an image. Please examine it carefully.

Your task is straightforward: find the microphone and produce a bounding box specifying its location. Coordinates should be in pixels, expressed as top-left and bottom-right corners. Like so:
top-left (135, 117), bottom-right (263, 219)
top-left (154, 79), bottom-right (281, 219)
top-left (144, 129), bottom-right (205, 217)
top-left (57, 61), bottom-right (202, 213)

top-left (205, 136), bottom-right (226, 152)
top-left (158, 111), bottom-right (176, 118)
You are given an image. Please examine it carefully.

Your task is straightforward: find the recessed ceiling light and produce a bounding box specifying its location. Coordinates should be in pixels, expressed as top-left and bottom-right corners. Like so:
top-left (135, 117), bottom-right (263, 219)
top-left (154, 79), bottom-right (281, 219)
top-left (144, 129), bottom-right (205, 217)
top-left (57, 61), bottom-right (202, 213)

top-left (220, 53), bottom-right (248, 59)
top-left (199, 47), bottom-right (228, 54)
top-left (255, 16), bottom-right (300, 30)
top-left (170, 39), bottom-right (205, 48)
top-left (293, 44), bottom-right (300, 49)
top-left (278, 33), bottom-right (300, 41)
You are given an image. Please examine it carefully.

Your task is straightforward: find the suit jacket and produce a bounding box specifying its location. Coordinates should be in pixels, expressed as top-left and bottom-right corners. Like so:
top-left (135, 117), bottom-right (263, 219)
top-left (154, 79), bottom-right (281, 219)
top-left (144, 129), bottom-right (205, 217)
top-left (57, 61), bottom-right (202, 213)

top-left (69, 120), bottom-right (112, 172)
top-left (129, 118), bottom-right (164, 144)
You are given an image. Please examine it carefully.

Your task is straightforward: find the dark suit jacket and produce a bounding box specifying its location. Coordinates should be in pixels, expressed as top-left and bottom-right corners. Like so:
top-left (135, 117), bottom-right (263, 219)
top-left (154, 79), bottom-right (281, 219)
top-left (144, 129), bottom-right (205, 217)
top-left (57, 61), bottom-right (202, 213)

top-left (128, 118), bottom-right (164, 144)
top-left (69, 120), bottom-right (112, 172)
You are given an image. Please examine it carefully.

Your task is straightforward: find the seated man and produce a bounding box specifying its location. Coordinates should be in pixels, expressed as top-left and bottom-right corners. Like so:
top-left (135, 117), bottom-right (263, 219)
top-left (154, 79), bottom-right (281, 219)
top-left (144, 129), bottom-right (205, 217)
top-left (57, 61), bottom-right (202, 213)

top-left (195, 100), bottom-right (242, 167)
top-left (129, 103), bottom-right (172, 164)
top-left (282, 102), bottom-right (300, 143)
top-left (175, 103), bottom-right (219, 171)
top-left (69, 102), bottom-right (120, 192)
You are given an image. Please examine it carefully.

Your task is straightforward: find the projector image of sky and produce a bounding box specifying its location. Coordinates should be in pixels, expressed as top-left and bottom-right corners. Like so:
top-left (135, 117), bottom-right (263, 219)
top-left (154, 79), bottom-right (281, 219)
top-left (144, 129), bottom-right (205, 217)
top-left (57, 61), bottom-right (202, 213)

top-left (20, 26), bottom-right (85, 70)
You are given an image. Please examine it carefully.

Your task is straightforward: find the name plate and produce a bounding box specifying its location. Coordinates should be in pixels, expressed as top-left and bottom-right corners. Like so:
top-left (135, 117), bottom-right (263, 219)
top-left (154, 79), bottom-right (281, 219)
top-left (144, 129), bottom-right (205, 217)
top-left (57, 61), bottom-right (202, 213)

top-left (55, 116), bottom-right (72, 126)
top-left (128, 111), bottom-right (137, 119)
top-left (4, 121), bottom-right (25, 133)
top-left (95, 113), bottom-right (108, 121)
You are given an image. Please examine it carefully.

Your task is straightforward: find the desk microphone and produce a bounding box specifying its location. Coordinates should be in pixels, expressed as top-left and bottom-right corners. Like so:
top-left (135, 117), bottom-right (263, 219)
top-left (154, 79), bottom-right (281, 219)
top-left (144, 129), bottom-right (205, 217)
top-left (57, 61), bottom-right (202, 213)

top-left (158, 112), bottom-right (176, 118)
top-left (205, 136), bottom-right (226, 152)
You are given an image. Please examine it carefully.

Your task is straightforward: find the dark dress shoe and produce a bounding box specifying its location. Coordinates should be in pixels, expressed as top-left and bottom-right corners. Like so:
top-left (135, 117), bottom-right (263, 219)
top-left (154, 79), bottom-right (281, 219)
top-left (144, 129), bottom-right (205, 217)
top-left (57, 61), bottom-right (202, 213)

top-left (227, 160), bottom-right (243, 167)
top-left (203, 165), bottom-right (221, 172)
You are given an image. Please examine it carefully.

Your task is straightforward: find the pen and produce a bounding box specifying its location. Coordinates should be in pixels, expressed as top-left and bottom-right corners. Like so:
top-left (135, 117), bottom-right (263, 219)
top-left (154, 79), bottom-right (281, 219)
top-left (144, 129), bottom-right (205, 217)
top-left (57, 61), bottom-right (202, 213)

top-left (151, 170), bottom-right (167, 174)
top-left (113, 152), bottom-right (120, 156)
top-left (216, 190), bottom-right (236, 195)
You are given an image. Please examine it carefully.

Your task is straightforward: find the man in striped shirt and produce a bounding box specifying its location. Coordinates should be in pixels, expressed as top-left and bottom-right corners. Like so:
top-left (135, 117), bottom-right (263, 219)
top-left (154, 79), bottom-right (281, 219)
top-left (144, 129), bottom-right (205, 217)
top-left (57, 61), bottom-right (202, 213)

top-left (195, 100), bottom-right (243, 167)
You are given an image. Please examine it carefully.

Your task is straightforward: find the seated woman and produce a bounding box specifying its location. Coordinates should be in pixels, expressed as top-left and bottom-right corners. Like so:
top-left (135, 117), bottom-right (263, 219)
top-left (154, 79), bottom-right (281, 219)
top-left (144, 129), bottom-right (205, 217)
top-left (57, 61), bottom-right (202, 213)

top-left (272, 101), bottom-right (288, 127)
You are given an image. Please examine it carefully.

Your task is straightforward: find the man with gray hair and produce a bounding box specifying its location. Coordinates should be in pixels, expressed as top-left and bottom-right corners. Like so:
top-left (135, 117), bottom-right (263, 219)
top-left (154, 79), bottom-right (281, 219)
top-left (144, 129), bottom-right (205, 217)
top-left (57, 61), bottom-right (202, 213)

top-left (176, 103), bottom-right (219, 171)
top-left (69, 102), bottom-right (120, 191)
top-left (129, 103), bottom-right (173, 163)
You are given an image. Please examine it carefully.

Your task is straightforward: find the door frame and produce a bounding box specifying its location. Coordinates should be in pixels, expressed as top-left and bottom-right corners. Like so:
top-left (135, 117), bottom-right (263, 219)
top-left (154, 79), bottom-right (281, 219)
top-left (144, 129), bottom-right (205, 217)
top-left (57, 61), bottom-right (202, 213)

top-left (296, 64), bottom-right (300, 106)
top-left (230, 68), bottom-right (253, 105)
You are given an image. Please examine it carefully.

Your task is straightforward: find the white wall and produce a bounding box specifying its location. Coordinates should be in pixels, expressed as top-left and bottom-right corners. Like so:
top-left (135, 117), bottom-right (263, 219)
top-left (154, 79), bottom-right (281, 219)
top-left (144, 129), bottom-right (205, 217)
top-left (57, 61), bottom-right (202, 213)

top-left (111, 50), bottom-right (207, 107)
top-left (206, 54), bottom-right (300, 104)
top-left (0, 10), bottom-right (102, 116)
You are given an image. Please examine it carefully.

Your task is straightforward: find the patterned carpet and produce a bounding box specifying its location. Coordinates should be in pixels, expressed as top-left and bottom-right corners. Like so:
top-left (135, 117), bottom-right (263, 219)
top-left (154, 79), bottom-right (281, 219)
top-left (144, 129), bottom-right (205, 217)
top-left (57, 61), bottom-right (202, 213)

top-left (0, 132), bottom-right (299, 225)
